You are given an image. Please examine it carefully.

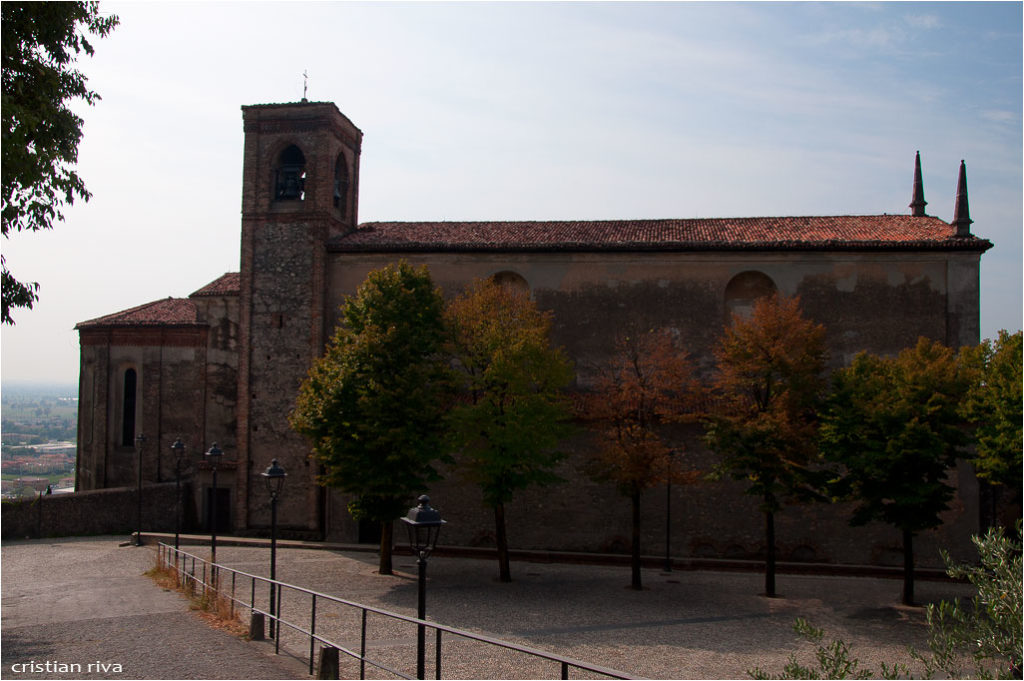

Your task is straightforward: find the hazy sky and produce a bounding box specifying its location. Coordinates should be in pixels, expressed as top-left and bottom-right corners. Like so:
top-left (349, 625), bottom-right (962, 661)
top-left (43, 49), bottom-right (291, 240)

top-left (2, 1), bottom-right (1021, 385)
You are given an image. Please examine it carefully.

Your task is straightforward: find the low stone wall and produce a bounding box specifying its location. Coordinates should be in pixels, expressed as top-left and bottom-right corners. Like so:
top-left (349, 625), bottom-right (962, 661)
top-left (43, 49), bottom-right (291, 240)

top-left (1, 482), bottom-right (195, 540)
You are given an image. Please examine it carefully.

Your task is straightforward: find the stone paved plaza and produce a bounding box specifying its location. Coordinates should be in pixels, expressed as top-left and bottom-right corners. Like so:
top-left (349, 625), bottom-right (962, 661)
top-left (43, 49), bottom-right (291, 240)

top-left (211, 542), bottom-right (971, 679)
top-left (2, 537), bottom-right (975, 679)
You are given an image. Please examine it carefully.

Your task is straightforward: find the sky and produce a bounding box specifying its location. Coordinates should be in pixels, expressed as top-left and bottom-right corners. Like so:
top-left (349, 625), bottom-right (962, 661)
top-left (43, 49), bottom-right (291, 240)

top-left (2, 1), bottom-right (1021, 385)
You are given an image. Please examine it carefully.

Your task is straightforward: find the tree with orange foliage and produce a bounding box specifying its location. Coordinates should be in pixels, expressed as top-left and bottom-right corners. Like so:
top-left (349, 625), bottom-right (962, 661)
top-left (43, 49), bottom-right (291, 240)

top-left (705, 294), bottom-right (828, 597)
top-left (583, 327), bottom-right (702, 590)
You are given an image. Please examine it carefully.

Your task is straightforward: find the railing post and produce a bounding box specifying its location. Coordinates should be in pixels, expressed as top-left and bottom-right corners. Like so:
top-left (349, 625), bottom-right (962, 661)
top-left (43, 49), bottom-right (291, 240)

top-left (309, 594), bottom-right (317, 676)
top-left (231, 572), bottom-right (236, 619)
top-left (275, 584), bottom-right (282, 655)
top-left (417, 557), bottom-right (427, 680)
top-left (360, 609), bottom-right (367, 680)
top-left (435, 628), bottom-right (442, 679)
top-left (561, 661), bottom-right (569, 680)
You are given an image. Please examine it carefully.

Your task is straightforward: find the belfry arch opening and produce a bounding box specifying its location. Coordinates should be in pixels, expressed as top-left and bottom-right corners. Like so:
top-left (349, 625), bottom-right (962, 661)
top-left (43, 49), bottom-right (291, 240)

top-left (274, 144), bottom-right (306, 201)
top-left (724, 271), bottom-right (777, 321)
top-left (333, 153), bottom-right (349, 214)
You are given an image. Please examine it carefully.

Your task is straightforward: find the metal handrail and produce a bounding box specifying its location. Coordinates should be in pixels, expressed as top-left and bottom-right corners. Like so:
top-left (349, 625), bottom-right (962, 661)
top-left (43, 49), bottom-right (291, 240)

top-left (157, 543), bottom-right (636, 680)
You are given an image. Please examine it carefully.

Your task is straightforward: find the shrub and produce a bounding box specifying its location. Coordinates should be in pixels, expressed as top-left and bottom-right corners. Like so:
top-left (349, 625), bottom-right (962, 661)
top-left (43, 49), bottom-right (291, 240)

top-left (750, 522), bottom-right (1022, 679)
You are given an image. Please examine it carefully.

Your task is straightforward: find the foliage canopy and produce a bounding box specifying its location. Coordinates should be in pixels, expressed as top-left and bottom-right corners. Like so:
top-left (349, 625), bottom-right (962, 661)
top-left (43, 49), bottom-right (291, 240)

top-left (584, 328), bottom-right (700, 498)
top-left (2, 1), bottom-right (118, 323)
top-left (446, 279), bottom-right (574, 508)
top-left (820, 337), bottom-right (970, 534)
top-left (959, 330), bottom-right (1023, 489)
top-left (705, 294), bottom-right (828, 511)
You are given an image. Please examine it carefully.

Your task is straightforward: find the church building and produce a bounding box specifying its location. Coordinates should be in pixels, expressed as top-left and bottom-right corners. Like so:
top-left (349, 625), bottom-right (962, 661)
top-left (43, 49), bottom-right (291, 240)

top-left (75, 100), bottom-right (992, 566)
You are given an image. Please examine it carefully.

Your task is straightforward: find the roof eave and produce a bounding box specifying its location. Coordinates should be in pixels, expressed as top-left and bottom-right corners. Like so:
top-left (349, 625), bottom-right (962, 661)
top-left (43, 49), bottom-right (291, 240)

top-left (327, 239), bottom-right (994, 254)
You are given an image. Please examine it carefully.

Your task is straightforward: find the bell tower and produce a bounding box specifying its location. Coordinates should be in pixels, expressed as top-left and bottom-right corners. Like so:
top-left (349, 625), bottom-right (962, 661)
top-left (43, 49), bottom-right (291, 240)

top-left (236, 101), bottom-right (362, 535)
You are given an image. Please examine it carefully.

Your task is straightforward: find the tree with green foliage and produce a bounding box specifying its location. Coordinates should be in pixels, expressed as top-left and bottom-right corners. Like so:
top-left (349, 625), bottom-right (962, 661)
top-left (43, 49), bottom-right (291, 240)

top-left (705, 294), bottom-right (828, 597)
top-left (581, 327), bottom-right (702, 590)
top-left (290, 262), bottom-right (450, 575)
top-left (959, 330), bottom-right (1023, 492)
top-left (820, 337), bottom-right (971, 605)
top-left (446, 279), bottom-right (574, 583)
top-left (2, 1), bottom-right (118, 324)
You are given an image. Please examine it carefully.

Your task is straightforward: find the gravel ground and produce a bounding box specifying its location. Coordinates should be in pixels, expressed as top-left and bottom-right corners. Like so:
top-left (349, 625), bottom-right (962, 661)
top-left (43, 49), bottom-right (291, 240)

top-left (207, 542), bottom-right (972, 680)
top-left (1, 537), bottom-right (975, 680)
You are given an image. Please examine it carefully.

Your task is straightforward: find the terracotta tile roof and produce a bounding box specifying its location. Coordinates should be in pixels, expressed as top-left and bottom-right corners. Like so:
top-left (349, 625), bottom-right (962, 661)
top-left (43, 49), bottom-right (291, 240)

top-left (328, 215), bottom-right (992, 253)
top-left (190, 272), bottom-right (240, 297)
top-left (75, 297), bottom-right (201, 329)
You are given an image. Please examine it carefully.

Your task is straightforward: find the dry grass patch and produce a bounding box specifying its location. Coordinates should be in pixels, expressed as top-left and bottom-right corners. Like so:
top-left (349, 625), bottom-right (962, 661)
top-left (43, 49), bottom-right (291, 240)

top-left (146, 558), bottom-right (250, 639)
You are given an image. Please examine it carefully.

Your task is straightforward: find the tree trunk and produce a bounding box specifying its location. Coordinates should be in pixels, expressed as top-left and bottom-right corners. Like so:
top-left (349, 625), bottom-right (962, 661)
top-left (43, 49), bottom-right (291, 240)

top-left (764, 507), bottom-right (776, 597)
top-left (631, 491), bottom-right (643, 590)
top-left (378, 520), bottom-right (393, 576)
top-left (902, 528), bottom-right (915, 606)
top-left (494, 503), bottom-right (512, 583)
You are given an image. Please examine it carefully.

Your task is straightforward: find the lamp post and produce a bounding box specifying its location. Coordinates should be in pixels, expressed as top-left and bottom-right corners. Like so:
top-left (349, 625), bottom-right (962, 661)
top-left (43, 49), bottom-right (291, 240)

top-left (664, 449), bottom-right (674, 573)
top-left (171, 439), bottom-right (186, 551)
top-left (401, 495), bottom-right (445, 680)
top-left (205, 443), bottom-right (223, 566)
top-left (261, 459), bottom-right (286, 638)
top-left (135, 433), bottom-right (147, 546)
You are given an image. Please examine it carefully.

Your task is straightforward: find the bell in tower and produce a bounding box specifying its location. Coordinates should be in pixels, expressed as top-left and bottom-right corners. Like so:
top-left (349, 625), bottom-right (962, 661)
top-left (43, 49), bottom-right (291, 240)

top-left (274, 144), bottom-right (306, 201)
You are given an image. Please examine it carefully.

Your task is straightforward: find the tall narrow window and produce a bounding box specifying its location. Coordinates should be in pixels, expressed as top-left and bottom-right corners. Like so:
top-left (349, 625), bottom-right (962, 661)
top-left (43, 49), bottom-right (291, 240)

top-left (121, 368), bottom-right (137, 447)
top-left (274, 145), bottom-right (306, 201)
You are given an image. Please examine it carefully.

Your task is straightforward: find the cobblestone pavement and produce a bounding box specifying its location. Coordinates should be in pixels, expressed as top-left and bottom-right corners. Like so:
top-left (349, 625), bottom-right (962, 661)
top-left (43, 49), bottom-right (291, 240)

top-left (1, 537), bottom-right (975, 680)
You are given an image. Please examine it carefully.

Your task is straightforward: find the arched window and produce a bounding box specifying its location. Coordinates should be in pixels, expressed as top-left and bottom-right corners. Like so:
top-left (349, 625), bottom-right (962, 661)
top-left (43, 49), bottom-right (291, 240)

top-left (274, 145), bottom-right (306, 201)
top-left (724, 271), bottom-right (777, 321)
top-left (489, 270), bottom-right (529, 293)
top-left (333, 153), bottom-right (349, 213)
top-left (121, 368), bottom-right (137, 447)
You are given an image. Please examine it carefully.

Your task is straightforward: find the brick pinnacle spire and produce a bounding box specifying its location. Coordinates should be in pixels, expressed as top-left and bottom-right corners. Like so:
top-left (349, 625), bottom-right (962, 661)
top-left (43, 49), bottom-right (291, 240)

top-left (951, 160), bottom-right (973, 237)
top-left (910, 151), bottom-right (927, 217)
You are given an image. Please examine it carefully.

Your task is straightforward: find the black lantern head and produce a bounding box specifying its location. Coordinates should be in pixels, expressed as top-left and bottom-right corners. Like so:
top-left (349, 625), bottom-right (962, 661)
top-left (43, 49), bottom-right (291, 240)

top-left (205, 443), bottom-right (223, 467)
top-left (401, 495), bottom-right (445, 558)
top-left (171, 438), bottom-right (185, 460)
top-left (261, 459), bottom-right (287, 499)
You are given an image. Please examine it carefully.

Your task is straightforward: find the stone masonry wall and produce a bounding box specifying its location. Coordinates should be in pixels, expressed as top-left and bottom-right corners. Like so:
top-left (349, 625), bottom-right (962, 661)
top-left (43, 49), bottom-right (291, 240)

top-left (318, 250), bottom-right (981, 566)
top-left (1, 482), bottom-right (195, 540)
